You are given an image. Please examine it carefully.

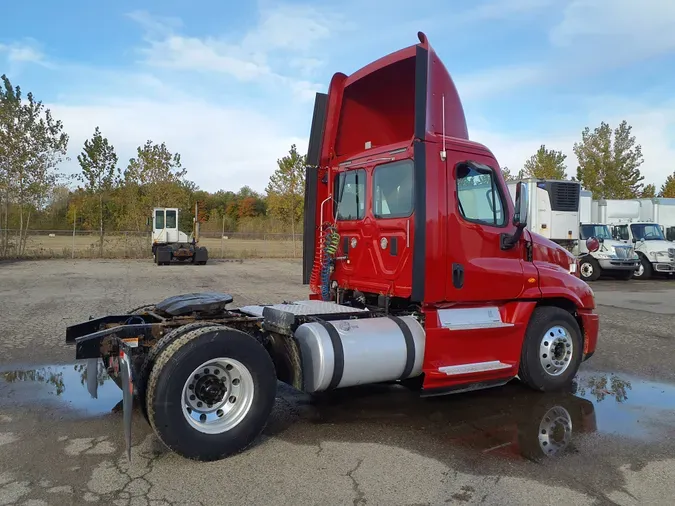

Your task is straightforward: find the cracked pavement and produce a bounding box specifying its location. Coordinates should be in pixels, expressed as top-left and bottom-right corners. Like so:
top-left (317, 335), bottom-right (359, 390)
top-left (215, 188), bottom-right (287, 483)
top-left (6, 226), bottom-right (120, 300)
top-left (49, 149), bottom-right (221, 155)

top-left (1, 260), bottom-right (675, 505)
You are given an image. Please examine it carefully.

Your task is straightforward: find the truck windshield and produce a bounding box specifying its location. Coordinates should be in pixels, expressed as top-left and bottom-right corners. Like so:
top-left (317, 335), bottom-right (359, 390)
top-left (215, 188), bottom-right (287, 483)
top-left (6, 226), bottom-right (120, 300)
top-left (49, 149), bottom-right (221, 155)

top-left (630, 223), bottom-right (665, 241)
top-left (580, 224), bottom-right (612, 240)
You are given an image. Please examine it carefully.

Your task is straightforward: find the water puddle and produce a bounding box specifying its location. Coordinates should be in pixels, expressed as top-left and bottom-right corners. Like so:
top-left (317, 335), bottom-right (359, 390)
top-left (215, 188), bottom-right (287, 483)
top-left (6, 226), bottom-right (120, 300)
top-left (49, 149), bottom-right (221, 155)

top-left (573, 370), bottom-right (675, 440)
top-left (0, 360), bottom-right (121, 417)
top-left (1, 360), bottom-right (674, 462)
top-left (285, 370), bottom-right (675, 462)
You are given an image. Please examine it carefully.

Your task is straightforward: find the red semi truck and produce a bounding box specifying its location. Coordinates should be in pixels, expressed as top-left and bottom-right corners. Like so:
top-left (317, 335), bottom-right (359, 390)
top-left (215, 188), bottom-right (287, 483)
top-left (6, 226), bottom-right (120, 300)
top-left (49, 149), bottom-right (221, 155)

top-left (65, 32), bottom-right (599, 461)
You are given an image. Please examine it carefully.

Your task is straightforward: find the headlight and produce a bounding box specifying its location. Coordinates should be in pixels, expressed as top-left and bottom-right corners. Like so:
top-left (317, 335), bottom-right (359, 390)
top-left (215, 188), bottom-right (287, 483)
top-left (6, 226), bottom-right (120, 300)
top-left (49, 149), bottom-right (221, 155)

top-left (594, 252), bottom-right (613, 259)
top-left (654, 251), bottom-right (669, 259)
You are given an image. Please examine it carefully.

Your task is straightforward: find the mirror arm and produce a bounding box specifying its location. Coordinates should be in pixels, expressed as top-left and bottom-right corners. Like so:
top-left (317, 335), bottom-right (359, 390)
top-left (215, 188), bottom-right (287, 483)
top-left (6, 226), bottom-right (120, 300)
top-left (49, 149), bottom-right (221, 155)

top-left (500, 223), bottom-right (525, 251)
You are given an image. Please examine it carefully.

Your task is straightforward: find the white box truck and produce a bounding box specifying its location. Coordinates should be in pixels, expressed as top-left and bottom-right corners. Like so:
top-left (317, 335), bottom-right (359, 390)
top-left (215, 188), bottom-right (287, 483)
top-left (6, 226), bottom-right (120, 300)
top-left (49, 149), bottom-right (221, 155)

top-left (596, 199), bottom-right (675, 279)
top-left (637, 198), bottom-right (675, 241)
top-left (507, 180), bottom-right (639, 281)
top-left (576, 190), bottom-right (639, 281)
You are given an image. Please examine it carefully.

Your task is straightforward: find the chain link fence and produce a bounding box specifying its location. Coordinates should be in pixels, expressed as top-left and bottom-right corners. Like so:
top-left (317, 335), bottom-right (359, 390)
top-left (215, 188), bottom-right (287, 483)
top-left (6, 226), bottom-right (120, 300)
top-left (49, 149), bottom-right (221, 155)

top-left (0, 230), bottom-right (304, 260)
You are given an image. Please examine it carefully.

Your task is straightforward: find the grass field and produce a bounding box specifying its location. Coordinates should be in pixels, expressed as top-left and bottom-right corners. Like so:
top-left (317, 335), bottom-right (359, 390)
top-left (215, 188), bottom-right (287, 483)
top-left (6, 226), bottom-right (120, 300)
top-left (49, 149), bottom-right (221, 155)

top-left (6, 234), bottom-right (303, 259)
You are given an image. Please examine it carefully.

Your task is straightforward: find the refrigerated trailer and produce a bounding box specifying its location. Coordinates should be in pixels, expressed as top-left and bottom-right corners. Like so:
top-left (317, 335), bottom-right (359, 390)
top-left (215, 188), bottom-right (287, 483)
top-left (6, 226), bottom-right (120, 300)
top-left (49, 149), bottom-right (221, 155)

top-left (596, 199), bottom-right (675, 278)
top-left (65, 32), bottom-right (599, 462)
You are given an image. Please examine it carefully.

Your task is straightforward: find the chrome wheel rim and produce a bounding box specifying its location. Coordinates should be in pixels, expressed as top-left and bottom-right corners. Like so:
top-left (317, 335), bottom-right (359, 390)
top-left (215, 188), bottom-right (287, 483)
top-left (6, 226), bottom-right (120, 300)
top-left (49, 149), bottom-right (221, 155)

top-left (580, 262), bottom-right (593, 279)
top-left (538, 406), bottom-right (573, 456)
top-left (180, 358), bottom-right (255, 434)
top-left (634, 263), bottom-right (644, 277)
top-left (539, 326), bottom-right (573, 376)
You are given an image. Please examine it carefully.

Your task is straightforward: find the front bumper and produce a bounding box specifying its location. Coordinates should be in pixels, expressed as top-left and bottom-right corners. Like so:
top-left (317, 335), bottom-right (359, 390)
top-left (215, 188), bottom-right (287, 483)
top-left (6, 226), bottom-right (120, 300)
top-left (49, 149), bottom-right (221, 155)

top-left (578, 309), bottom-right (599, 360)
top-left (653, 261), bottom-right (675, 273)
top-left (598, 258), bottom-right (639, 271)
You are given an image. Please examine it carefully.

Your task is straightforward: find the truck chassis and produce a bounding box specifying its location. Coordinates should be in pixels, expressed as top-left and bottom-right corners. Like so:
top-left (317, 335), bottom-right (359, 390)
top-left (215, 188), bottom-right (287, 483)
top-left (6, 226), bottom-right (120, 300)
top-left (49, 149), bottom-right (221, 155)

top-left (67, 291), bottom-right (592, 462)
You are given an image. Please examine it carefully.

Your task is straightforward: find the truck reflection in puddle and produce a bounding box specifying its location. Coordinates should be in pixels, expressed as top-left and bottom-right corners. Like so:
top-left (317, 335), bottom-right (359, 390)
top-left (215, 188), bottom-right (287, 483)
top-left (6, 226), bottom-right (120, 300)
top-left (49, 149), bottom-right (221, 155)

top-left (1, 361), bottom-right (673, 462)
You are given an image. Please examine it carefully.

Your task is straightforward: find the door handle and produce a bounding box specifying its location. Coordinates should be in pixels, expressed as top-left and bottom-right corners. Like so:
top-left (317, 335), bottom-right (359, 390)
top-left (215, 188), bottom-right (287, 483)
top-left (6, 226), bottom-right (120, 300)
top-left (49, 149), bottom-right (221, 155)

top-left (452, 263), bottom-right (464, 289)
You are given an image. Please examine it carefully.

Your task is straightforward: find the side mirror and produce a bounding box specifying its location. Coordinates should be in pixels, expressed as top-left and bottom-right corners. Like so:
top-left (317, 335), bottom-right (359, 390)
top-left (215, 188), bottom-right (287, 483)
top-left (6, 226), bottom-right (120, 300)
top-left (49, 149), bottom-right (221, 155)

top-left (586, 237), bottom-right (600, 253)
top-left (513, 182), bottom-right (528, 228)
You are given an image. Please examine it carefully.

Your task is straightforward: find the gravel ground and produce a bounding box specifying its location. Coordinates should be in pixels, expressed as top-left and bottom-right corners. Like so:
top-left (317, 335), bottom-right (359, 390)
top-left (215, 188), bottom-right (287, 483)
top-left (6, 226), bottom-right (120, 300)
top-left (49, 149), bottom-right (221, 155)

top-left (1, 259), bottom-right (674, 506)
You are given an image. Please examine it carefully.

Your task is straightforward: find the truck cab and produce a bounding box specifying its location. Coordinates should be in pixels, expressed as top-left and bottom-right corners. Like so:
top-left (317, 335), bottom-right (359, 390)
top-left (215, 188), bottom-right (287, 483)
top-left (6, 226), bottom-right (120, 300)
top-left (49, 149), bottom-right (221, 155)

top-left (612, 221), bottom-right (675, 278)
top-left (576, 223), bottom-right (638, 281)
top-left (303, 31), bottom-right (598, 395)
top-left (596, 199), bottom-right (675, 278)
top-left (152, 207), bottom-right (190, 246)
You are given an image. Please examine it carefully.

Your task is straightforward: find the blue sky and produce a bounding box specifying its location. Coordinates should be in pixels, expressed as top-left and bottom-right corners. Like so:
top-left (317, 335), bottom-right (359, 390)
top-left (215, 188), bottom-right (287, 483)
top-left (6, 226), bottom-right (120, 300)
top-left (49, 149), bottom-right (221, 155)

top-left (1, 0), bottom-right (674, 193)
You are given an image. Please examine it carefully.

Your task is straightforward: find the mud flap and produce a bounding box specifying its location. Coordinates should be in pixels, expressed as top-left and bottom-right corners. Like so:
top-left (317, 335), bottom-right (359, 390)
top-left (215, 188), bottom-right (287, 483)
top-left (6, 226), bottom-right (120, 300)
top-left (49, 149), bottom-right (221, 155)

top-left (119, 349), bottom-right (134, 461)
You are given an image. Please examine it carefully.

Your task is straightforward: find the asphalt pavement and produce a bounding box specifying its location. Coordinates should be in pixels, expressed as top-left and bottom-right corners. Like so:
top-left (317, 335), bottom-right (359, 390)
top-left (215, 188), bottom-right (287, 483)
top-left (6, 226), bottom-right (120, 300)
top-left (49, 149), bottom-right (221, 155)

top-left (1, 260), bottom-right (674, 506)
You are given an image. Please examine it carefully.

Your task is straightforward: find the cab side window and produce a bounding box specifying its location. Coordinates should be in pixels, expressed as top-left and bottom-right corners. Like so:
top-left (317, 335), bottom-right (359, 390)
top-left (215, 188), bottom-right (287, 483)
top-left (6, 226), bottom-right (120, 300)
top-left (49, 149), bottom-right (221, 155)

top-left (155, 210), bottom-right (165, 229)
top-left (456, 163), bottom-right (506, 226)
top-left (334, 169), bottom-right (366, 221)
top-left (373, 160), bottom-right (414, 218)
top-left (166, 210), bottom-right (177, 229)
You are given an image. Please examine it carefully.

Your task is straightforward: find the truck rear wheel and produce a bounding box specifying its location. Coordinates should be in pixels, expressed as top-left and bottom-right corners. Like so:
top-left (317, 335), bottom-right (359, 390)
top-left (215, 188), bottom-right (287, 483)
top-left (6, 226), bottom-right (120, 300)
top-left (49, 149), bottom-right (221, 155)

top-left (579, 256), bottom-right (600, 282)
top-left (136, 322), bottom-right (223, 421)
top-left (145, 325), bottom-right (277, 461)
top-left (518, 306), bottom-right (583, 392)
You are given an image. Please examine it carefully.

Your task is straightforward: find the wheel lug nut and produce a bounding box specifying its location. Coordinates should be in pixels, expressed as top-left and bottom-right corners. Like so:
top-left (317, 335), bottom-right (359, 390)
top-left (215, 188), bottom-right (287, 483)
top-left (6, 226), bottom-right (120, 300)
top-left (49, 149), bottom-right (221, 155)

top-left (226, 364), bottom-right (233, 371)
top-left (197, 402), bottom-right (203, 408)
top-left (194, 374), bottom-right (200, 380)
top-left (232, 378), bottom-right (240, 386)
top-left (204, 368), bottom-right (210, 374)
top-left (229, 396), bottom-right (236, 403)
top-left (214, 369), bottom-right (220, 375)
top-left (217, 409), bottom-right (224, 417)
top-left (190, 395), bottom-right (196, 401)
top-left (189, 384), bottom-right (194, 390)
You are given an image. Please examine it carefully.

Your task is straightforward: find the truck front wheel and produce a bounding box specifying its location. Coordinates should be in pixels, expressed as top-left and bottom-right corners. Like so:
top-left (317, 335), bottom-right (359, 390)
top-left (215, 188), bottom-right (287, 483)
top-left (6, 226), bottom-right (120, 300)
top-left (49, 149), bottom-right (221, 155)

top-left (518, 306), bottom-right (583, 392)
top-left (145, 325), bottom-right (277, 461)
top-left (579, 256), bottom-right (600, 282)
top-left (633, 255), bottom-right (653, 280)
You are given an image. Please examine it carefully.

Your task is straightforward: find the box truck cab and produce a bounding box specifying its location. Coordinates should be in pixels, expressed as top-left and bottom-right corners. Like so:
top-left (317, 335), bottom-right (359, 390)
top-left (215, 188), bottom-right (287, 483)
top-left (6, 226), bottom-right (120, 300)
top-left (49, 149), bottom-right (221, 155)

top-left (637, 197), bottom-right (675, 242)
top-left (597, 199), bottom-right (675, 278)
top-left (575, 190), bottom-right (639, 281)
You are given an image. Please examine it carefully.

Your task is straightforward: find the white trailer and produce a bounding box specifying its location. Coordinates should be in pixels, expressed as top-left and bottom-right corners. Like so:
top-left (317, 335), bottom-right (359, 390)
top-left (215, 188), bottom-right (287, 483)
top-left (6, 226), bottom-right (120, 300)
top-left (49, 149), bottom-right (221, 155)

top-left (506, 179), bottom-right (580, 250)
top-left (596, 199), bottom-right (675, 279)
top-left (575, 191), bottom-right (639, 281)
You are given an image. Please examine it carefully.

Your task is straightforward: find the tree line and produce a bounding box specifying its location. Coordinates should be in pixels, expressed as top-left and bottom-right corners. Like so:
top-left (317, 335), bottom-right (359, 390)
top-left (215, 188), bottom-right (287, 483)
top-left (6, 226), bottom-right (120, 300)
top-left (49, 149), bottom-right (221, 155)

top-left (2, 71), bottom-right (674, 258)
top-left (501, 120), bottom-right (675, 199)
top-left (1, 74), bottom-right (305, 257)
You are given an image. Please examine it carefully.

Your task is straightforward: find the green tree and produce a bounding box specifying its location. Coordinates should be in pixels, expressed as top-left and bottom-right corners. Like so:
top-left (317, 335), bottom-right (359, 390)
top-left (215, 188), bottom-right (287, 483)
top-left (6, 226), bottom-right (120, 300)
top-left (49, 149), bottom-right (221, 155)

top-left (523, 145), bottom-right (567, 180)
top-left (661, 172), bottom-right (675, 198)
top-left (122, 140), bottom-right (188, 230)
top-left (573, 120), bottom-right (644, 199)
top-left (0, 74), bottom-right (68, 256)
top-left (266, 144), bottom-right (306, 257)
top-left (77, 126), bottom-right (119, 256)
top-left (641, 184), bottom-right (657, 198)
top-left (501, 166), bottom-right (524, 182)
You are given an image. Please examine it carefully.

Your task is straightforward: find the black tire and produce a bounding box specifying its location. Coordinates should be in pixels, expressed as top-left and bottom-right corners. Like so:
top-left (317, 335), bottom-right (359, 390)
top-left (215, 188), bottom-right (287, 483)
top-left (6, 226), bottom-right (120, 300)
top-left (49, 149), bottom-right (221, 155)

top-left (633, 254), bottom-right (653, 279)
top-left (518, 306), bottom-right (583, 392)
top-left (146, 325), bottom-right (277, 461)
top-left (136, 322), bottom-right (223, 422)
top-left (579, 256), bottom-right (601, 282)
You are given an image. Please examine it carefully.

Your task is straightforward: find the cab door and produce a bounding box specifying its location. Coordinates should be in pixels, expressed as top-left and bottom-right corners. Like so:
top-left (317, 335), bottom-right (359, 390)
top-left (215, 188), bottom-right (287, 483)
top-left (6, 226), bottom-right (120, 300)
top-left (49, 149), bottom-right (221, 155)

top-left (445, 153), bottom-right (526, 302)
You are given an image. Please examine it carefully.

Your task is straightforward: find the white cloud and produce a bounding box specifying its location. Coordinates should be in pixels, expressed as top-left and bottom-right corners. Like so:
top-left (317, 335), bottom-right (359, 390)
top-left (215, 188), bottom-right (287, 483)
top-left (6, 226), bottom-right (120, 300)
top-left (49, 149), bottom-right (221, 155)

top-left (0, 41), bottom-right (46, 65)
top-left (469, 98), bottom-right (675, 191)
top-left (51, 98), bottom-right (307, 194)
top-left (130, 4), bottom-right (344, 101)
top-left (460, 0), bottom-right (555, 22)
top-left (550, 0), bottom-right (675, 62)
